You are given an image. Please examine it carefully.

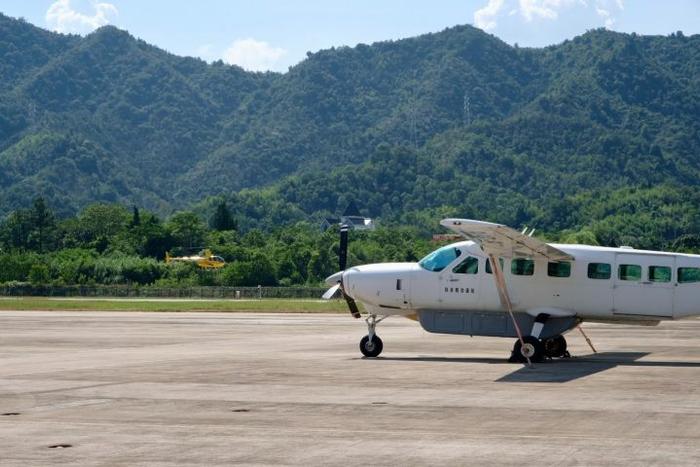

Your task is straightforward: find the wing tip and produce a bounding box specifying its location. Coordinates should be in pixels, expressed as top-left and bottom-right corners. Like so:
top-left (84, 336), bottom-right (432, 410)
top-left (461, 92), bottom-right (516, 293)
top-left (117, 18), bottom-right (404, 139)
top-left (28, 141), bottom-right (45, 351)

top-left (440, 218), bottom-right (503, 229)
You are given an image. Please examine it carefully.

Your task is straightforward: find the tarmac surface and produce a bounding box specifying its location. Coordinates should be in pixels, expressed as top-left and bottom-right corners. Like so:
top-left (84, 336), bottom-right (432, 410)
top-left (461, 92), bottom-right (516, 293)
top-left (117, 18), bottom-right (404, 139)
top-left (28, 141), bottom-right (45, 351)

top-left (1, 311), bottom-right (700, 466)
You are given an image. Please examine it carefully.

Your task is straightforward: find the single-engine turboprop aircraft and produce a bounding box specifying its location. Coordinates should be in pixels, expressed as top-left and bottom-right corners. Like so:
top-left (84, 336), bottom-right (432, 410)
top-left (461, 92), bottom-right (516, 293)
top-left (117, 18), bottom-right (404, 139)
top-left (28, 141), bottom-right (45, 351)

top-left (323, 219), bottom-right (700, 364)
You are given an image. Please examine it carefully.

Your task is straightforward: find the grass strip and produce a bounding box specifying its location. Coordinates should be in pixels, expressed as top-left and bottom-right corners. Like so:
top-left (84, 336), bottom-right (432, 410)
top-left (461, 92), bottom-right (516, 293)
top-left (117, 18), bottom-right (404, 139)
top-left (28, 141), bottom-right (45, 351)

top-left (0, 297), bottom-right (350, 313)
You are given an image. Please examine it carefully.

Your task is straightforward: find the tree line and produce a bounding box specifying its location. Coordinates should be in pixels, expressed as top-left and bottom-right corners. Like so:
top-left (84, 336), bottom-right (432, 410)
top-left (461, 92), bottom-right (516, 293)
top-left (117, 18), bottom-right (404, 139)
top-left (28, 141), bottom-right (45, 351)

top-left (0, 197), bottom-right (435, 287)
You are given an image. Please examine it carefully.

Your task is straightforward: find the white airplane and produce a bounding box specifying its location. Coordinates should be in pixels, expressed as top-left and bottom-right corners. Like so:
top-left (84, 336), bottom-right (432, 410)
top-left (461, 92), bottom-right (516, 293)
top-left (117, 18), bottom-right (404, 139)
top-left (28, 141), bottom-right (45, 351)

top-left (323, 219), bottom-right (700, 365)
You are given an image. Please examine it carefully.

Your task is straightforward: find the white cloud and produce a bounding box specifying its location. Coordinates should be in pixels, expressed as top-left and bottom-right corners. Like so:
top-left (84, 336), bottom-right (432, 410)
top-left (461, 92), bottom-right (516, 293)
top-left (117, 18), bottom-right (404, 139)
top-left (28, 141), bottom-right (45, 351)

top-left (474, 0), bottom-right (589, 30)
top-left (46, 0), bottom-right (118, 34)
top-left (595, 6), bottom-right (614, 28)
top-left (595, 0), bottom-right (624, 28)
top-left (223, 38), bottom-right (287, 72)
top-left (474, 0), bottom-right (506, 31)
top-left (473, 0), bottom-right (624, 33)
top-left (517, 0), bottom-right (579, 22)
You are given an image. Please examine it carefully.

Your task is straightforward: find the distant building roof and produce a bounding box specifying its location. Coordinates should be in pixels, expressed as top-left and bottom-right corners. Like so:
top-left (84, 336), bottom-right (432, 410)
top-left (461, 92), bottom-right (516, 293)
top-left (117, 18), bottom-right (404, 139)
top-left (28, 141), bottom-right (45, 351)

top-left (320, 203), bottom-right (375, 231)
top-left (342, 200), bottom-right (362, 218)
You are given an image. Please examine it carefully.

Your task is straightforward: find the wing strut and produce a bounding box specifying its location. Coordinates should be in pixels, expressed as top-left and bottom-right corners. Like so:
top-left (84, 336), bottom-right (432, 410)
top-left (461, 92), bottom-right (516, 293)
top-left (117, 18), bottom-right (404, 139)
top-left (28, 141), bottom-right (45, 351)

top-left (488, 253), bottom-right (533, 368)
top-left (577, 324), bottom-right (597, 354)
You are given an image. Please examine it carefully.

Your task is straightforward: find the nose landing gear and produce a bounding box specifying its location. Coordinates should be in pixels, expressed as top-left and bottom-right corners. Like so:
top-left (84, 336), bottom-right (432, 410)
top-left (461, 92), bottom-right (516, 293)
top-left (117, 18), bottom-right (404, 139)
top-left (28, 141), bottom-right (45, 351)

top-left (360, 314), bottom-right (386, 358)
top-left (360, 334), bottom-right (383, 357)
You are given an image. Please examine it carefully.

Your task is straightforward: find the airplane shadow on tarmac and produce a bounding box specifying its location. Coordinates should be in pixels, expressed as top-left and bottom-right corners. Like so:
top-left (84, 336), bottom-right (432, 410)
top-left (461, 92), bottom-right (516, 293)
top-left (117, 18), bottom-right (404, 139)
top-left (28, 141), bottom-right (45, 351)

top-left (375, 352), bottom-right (700, 383)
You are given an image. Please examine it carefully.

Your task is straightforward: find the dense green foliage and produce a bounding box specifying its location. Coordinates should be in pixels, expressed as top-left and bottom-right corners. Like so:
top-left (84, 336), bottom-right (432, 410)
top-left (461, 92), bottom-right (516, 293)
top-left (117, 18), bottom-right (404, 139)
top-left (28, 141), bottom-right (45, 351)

top-left (0, 200), bottom-right (435, 286)
top-left (1, 13), bottom-right (700, 258)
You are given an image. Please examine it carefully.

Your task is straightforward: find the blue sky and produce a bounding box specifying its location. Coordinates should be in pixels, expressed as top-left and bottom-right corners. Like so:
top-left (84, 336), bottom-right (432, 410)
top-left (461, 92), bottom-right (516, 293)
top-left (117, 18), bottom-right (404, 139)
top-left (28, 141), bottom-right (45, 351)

top-left (2, 1), bottom-right (699, 72)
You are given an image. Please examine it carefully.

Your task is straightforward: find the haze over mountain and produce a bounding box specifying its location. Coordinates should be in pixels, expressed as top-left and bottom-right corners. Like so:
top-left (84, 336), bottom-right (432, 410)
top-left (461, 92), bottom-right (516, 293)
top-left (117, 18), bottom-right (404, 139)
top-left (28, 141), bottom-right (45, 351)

top-left (1, 12), bottom-right (699, 245)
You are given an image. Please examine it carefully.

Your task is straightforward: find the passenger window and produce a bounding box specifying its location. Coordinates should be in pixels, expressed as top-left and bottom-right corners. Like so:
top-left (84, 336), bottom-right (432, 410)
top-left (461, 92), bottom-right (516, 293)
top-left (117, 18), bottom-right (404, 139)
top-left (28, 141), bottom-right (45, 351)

top-left (649, 266), bottom-right (671, 283)
top-left (548, 261), bottom-right (571, 278)
top-left (618, 264), bottom-right (641, 281)
top-left (453, 256), bottom-right (478, 274)
top-left (678, 267), bottom-right (700, 283)
top-left (485, 257), bottom-right (505, 274)
top-left (511, 258), bottom-right (534, 276)
top-left (587, 263), bottom-right (611, 280)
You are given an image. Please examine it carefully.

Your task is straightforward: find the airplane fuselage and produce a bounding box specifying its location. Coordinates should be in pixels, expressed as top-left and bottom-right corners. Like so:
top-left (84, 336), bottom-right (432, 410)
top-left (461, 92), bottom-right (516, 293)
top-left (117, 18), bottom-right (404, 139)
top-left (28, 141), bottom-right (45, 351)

top-left (341, 241), bottom-right (700, 324)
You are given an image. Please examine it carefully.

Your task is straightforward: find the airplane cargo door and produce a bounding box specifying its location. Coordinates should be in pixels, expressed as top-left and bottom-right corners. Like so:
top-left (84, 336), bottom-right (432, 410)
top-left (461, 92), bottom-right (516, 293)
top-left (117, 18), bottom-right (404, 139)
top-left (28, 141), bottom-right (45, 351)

top-left (438, 255), bottom-right (481, 310)
top-left (613, 253), bottom-right (674, 318)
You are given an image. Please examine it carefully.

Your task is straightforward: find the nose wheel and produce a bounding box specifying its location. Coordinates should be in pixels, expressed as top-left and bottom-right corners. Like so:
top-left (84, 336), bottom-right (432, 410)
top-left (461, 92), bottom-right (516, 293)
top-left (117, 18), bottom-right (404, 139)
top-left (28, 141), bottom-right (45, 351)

top-left (360, 314), bottom-right (386, 358)
top-left (360, 334), bottom-right (383, 357)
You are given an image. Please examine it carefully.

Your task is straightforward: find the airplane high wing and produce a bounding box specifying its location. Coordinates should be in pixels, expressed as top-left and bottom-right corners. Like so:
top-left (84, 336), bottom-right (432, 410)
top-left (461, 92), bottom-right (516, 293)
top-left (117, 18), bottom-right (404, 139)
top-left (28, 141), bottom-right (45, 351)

top-left (439, 218), bottom-right (574, 262)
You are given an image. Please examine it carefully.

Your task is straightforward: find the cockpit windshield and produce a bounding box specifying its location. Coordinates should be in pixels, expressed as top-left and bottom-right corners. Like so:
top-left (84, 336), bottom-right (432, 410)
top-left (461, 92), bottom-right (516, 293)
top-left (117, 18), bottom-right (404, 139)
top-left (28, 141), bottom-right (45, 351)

top-left (419, 246), bottom-right (461, 272)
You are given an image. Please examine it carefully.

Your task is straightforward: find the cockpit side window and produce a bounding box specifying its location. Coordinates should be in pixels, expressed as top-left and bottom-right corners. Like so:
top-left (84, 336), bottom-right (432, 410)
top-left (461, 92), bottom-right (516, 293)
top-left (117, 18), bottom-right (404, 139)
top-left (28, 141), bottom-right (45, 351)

top-left (453, 256), bottom-right (479, 274)
top-left (419, 246), bottom-right (461, 272)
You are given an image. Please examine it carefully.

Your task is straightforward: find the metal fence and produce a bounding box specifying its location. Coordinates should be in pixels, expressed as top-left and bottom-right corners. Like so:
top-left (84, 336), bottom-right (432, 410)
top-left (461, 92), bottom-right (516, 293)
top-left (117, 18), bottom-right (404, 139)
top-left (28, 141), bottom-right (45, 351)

top-left (0, 284), bottom-right (328, 299)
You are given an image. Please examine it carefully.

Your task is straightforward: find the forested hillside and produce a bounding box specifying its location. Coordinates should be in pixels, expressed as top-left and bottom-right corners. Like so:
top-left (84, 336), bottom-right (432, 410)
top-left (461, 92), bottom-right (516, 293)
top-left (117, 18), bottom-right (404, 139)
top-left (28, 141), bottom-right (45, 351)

top-left (1, 13), bottom-right (700, 250)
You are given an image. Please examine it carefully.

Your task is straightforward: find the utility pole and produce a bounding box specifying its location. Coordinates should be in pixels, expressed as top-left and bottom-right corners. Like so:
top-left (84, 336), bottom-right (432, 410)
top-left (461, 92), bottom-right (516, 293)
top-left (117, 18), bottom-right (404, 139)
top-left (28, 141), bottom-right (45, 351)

top-left (463, 91), bottom-right (472, 126)
top-left (407, 101), bottom-right (418, 150)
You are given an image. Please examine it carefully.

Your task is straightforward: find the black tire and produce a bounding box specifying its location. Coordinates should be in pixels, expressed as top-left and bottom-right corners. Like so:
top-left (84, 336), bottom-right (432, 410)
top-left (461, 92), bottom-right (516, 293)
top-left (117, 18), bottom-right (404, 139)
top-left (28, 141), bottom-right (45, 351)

top-left (360, 335), bottom-right (383, 358)
top-left (511, 336), bottom-right (545, 363)
top-left (544, 335), bottom-right (568, 358)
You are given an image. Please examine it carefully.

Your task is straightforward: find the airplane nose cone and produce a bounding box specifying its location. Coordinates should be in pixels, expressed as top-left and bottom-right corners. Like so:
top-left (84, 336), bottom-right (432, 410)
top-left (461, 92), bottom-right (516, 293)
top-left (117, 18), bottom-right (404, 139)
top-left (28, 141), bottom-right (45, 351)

top-left (325, 271), bottom-right (343, 286)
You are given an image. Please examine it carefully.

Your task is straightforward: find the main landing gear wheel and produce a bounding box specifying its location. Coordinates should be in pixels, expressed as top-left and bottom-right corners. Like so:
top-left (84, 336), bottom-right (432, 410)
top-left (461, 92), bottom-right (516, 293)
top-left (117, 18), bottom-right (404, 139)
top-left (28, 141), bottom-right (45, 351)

top-left (360, 335), bottom-right (383, 358)
top-left (544, 335), bottom-right (569, 358)
top-left (510, 336), bottom-right (545, 363)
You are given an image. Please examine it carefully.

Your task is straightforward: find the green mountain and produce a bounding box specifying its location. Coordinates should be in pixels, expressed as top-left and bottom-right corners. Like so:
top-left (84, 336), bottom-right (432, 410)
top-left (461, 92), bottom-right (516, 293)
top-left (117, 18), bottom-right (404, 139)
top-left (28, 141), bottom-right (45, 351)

top-left (1, 13), bottom-right (699, 246)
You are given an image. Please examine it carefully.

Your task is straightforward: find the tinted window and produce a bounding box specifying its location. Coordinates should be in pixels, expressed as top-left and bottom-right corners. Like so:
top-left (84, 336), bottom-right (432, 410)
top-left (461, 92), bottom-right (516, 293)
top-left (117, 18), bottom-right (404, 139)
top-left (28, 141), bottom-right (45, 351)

top-left (453, 256), bottom-right (479, 274)
top-left (419, 246), bottom-right (461, 272)
top-left (649, 266), bottom-right (671, 283)
top-left (618, 264), bottom-right (641, 281)
top-left (678, 267), bottom-right (700, 283)
top-left (548, 261), bottom-right (571, 278)
top-left (485, 257), bottom-right (505, 274)
top-left (588, 263), bottom-right (611, 280)
top-left (511, 258), bottom-right (534, 276)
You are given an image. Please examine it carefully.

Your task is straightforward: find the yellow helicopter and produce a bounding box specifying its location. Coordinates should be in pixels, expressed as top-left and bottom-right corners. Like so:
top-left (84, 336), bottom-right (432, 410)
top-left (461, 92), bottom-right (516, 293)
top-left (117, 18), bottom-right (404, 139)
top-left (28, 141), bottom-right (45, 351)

top-left (165, 249), bottom-right (226, 269)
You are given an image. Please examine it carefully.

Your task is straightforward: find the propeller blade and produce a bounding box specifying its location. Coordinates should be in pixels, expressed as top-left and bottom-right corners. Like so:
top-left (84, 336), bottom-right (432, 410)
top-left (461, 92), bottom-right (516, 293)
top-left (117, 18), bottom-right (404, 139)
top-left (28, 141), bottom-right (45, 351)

top-left (322, 283), bottom-right (341, 300)
top-left (341, 289), bottom-right (361, 319)
top-left (339, 224), bottom-right (349, 271)
top-left (320, 226), bottom-right (359, 318)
